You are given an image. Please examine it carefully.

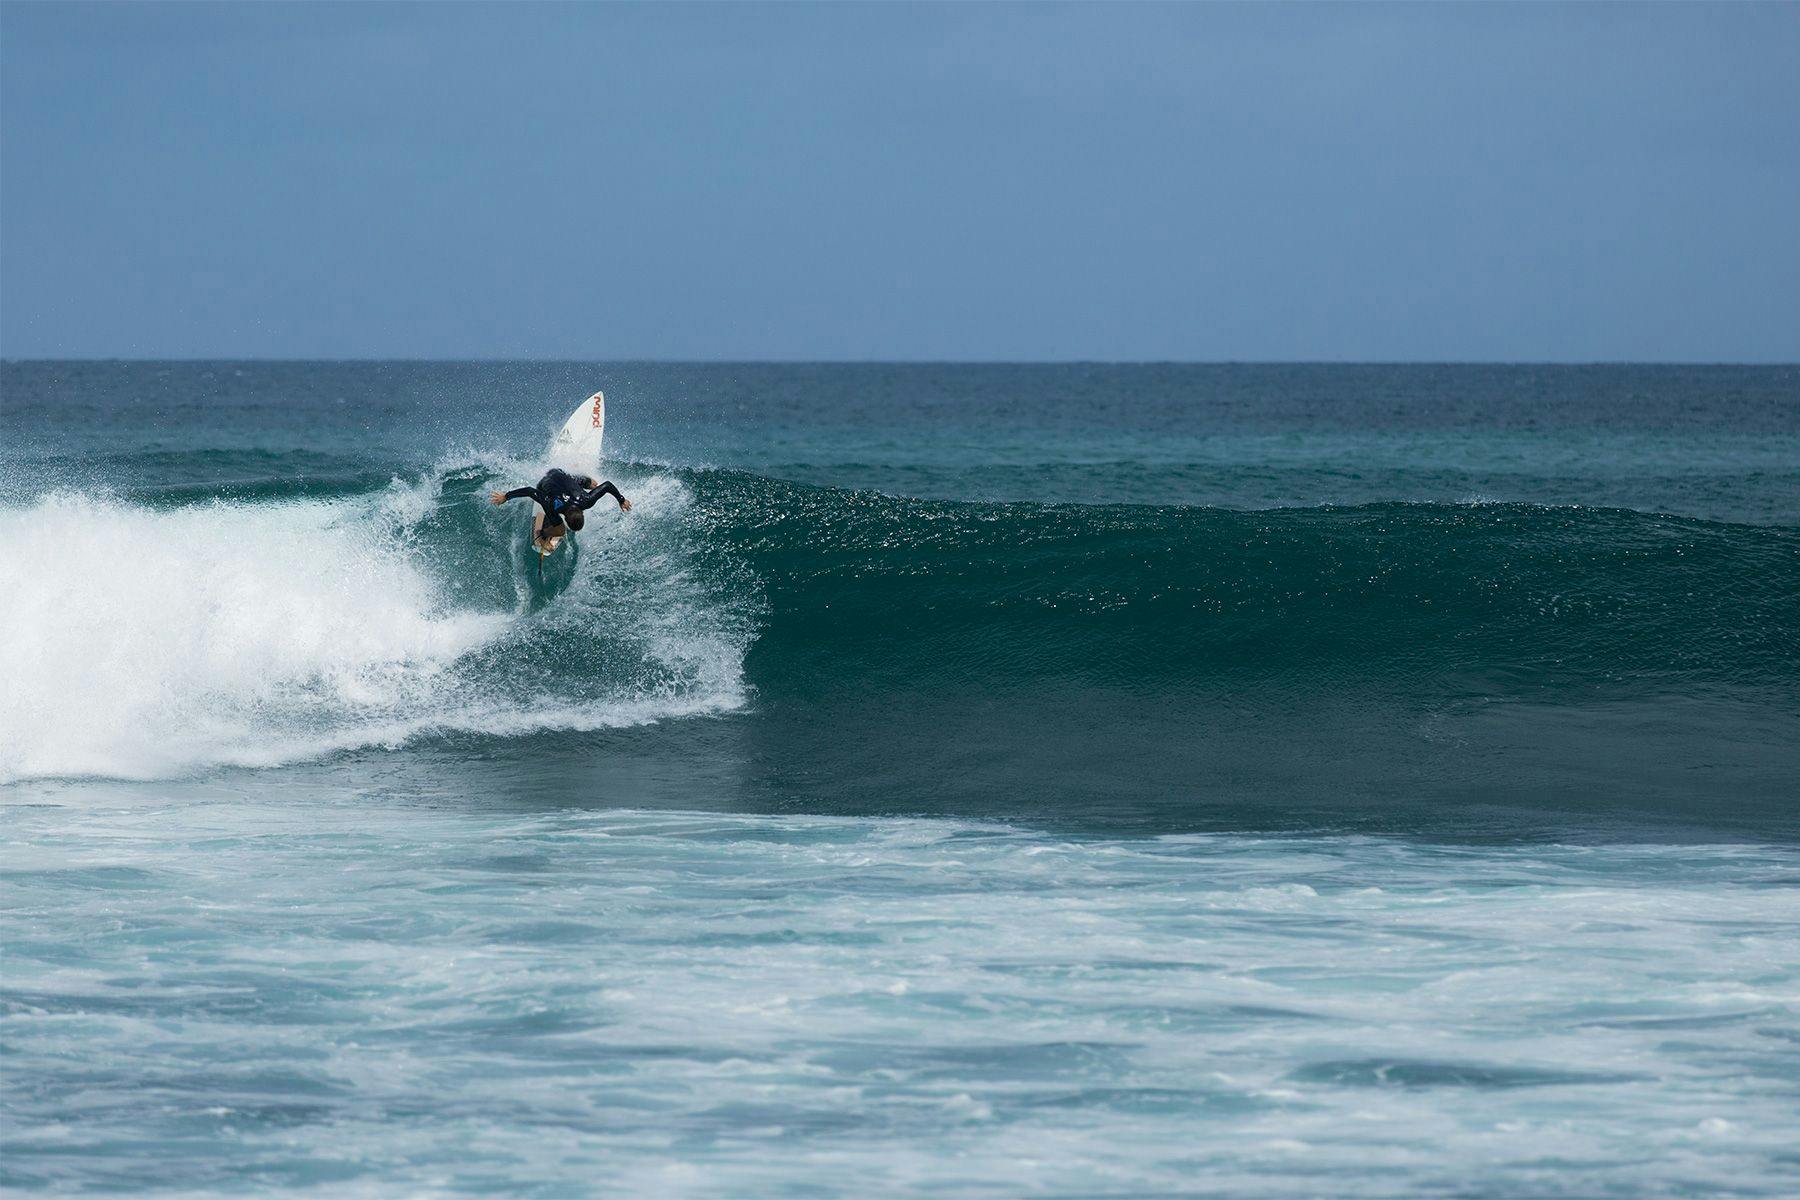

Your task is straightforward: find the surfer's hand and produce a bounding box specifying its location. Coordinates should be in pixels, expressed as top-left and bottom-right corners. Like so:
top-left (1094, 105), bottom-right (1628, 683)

top-left (488, 491), bottom-right (507, 505)
top-left (619, 498), bottom-right (632, 512)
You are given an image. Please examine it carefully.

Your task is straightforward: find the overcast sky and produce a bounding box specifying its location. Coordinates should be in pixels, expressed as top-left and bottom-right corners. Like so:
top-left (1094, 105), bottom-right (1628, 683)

top-left (2, 2), bottom-right (1796, 360)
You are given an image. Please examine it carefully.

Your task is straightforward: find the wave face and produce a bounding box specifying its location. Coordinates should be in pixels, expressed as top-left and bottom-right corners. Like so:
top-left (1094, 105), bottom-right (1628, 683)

top-left (0, 463), bottom-right (752, 782)
top-left (701, 471), bottom-right (1798, 696)
top-left (669, 471), bottom-right (1795, 836)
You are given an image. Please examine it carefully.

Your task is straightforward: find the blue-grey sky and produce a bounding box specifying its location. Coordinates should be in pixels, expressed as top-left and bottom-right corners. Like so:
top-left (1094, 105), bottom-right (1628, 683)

top-left (2, 2), bottom-right (1796, 360)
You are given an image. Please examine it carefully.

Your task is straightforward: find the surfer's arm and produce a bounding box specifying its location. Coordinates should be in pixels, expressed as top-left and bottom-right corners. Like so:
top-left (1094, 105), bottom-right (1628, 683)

top-left (573, 480), bottom-right (630, 511)
top-left (490, 486), bottom-right (540, 506)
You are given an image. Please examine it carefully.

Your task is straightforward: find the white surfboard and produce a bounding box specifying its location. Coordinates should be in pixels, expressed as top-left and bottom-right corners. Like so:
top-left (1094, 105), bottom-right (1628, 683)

top-left (548, 391), bottom-right (605, 474)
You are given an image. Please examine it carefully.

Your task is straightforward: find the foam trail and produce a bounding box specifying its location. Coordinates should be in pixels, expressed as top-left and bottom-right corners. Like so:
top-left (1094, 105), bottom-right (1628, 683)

top-left (0, 491), bottom-right (498, 780)
top-left (0, 469), bottom-right (749, 782)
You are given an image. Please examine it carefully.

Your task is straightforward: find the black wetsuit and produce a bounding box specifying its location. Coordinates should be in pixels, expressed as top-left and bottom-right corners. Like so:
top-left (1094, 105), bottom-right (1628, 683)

top-left (502, 469), bottom-right (625, 526)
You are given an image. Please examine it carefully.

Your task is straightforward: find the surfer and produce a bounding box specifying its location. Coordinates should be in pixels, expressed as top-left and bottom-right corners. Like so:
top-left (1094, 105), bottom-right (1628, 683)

top-left (490, 468), bottom-right (631, 554)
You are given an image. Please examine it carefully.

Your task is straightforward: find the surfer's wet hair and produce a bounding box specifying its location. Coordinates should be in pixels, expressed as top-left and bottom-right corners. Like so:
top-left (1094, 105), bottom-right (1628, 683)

top-left (565, 511), bottom-right (585, 531)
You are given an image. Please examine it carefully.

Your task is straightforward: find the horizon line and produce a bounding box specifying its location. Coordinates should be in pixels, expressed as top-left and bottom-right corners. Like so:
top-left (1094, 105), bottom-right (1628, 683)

top-left (5, 357), bottom-right (1797, 368)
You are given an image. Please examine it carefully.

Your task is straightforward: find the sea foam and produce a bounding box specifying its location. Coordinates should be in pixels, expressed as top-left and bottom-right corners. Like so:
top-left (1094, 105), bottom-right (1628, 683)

top-left (5, 807), bottom-right (1796, 1196)
top-left (0, 470), bottom-right (747, 781)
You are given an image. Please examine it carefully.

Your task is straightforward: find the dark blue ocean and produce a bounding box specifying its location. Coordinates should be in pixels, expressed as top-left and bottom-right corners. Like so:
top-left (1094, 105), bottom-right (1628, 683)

top-left (3, 362), bottom-right (1797, 1196)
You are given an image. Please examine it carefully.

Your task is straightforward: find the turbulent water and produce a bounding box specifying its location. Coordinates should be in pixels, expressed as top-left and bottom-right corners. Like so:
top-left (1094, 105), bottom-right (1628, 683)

top-left (3, 362), bottom-right (1797, 1196)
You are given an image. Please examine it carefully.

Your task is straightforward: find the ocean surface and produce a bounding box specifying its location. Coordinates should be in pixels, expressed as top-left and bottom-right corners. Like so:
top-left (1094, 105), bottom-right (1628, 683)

top-left (2, 361), bottom-right (1797, 1196)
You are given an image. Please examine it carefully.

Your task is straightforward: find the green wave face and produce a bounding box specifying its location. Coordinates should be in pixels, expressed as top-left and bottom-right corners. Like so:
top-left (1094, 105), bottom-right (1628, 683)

top-left (693, 470), bottom-right (1800, 697)
top-left (677, 469), bottom-right (1797, 837)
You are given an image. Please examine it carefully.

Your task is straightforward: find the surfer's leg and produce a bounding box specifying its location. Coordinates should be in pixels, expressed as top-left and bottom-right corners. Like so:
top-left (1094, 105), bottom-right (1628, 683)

top-left (530, 509), bottom-right (567, 553)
